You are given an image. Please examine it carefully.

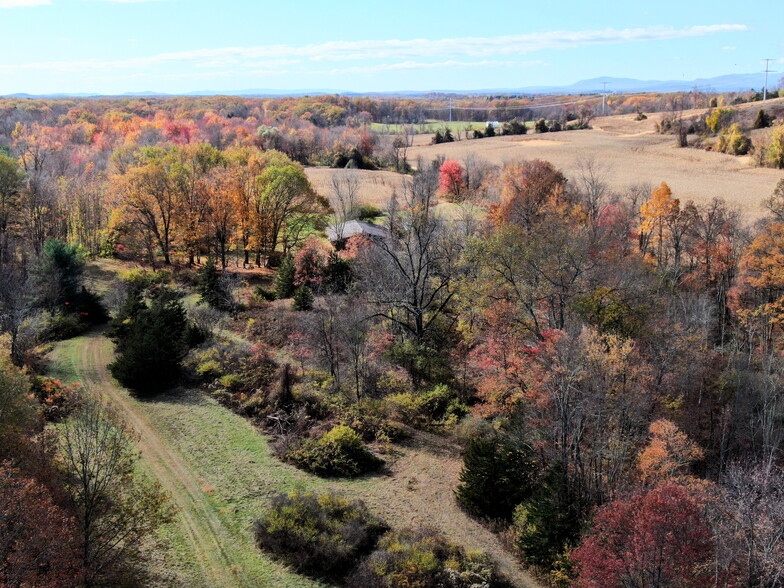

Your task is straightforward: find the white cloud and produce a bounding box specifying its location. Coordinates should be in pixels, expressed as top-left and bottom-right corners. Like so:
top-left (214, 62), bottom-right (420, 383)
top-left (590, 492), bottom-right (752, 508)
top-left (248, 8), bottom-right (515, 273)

top-left (0, 0), bottom-right (51, 7)
top-left (722, 46), bottom-right (737, 51)
top-left (0, 24), bottom-right (749, 73)
top-left (313, 60), bottom-right (543, 76)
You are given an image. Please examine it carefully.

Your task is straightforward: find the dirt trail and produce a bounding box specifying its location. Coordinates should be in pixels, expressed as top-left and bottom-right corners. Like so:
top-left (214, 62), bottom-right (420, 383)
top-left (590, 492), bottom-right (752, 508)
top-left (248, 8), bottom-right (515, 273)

top-left (68, 331), bottom-right (253, 588)
top-left (64, 329), bottom-right (542, 588)
top-left (356, 432), bottom-right (543, 588)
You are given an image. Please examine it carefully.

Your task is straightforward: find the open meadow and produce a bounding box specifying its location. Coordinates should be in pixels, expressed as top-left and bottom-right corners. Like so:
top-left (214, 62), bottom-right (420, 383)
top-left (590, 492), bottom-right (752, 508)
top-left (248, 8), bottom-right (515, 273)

top-left (310, 97), bottom-right (784, 221)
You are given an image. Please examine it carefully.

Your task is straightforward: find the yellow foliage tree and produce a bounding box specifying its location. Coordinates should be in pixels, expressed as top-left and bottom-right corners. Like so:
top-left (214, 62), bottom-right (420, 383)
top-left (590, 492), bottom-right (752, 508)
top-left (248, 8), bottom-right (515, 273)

top-left (639, 182), bottom-right (680, 266)
top-left (638, 419), bottom-right (704, 485)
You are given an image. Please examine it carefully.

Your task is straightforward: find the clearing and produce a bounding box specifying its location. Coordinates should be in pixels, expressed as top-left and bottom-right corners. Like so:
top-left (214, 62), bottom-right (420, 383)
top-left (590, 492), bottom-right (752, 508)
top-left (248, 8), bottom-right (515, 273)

top-left (47, 329), bottom-right (541, 588)
top-left (310, 98), bottom-right (784, 221)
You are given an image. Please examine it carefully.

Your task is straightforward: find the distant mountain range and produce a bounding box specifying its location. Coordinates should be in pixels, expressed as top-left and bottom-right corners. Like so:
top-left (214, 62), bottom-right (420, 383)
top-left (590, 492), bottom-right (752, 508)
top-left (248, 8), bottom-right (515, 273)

top-left (2, 73), bottom-right (776, 99)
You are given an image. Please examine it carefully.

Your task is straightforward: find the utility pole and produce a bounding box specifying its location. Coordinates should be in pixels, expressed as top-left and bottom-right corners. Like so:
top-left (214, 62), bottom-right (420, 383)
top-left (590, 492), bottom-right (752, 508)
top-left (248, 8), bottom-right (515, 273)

top-left (601, 82), bottom-right (609, 116)
top-left (449, 98), bottom-right (452, 123)
top-left (763, 59), bottom-right (775, 101)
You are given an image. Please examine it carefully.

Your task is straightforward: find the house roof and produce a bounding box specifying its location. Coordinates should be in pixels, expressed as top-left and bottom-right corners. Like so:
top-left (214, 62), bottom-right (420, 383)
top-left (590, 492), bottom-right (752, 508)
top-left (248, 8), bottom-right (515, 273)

top-left (326, 219), bottom-right (388, 241)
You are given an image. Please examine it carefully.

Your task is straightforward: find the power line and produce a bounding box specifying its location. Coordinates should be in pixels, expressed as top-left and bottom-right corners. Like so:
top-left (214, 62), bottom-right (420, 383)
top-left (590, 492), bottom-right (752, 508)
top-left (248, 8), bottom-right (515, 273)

top-left (763, 58), bottom-right (777, 101)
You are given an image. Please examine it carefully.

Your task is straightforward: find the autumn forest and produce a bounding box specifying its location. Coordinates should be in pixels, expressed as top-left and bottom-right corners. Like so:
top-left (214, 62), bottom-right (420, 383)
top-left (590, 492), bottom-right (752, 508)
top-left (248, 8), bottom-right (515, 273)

top-left (1, 91), bottom-right (784, 588)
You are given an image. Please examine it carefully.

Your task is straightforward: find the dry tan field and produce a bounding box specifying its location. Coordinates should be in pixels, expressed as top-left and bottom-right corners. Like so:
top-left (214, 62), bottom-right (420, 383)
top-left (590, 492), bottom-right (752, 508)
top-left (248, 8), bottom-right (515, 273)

top-left (308, 98), bottom-right (784, 222)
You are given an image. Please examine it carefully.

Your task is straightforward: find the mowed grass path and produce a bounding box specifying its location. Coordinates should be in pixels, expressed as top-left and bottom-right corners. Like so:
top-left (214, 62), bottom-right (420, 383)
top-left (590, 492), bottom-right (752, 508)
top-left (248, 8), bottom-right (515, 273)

top-left (48, 330), bottom-right (541, 588)
top-left (48, 331), bottom-right (329, 588)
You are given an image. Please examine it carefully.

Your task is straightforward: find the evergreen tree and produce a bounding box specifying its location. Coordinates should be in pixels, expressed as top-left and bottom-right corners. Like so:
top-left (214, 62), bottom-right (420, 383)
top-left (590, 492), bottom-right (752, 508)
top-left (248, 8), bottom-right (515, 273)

top-left (512, 464), bottom-right (582, 569)
top-left (292, 285), bottom-right (313, 311)
top-left (274, 255), bottom-right (296, 299)
top-left (754, 108), bottom-right (773, 129)
top-left (197, 258), bottom-right (234, 311)
top-left (109, 292), bottom-right (188, 395)
top-left (455, 435), bottom-right (537, 521)
top-left (34, 239), bottom-right (85, 311)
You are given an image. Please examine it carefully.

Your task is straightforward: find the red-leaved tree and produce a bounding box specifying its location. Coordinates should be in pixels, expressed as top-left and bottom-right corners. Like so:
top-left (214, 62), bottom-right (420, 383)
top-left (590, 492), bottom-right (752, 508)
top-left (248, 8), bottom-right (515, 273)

top-left (438, 160), bottom-right (465, 202)
top-left (572, 481), bottom-right (715, 588)
top-left (0, 464), bottom-right (84, 587)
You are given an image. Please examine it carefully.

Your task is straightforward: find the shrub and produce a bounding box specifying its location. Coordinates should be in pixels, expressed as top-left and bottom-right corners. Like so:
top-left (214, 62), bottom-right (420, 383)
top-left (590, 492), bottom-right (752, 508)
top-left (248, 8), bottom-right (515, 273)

top-left (765, 124), bottom-right (784, 169)
top-left (382, 385), bottom-right (468, 428)
top-left (254, 490), bottom-right (388, 580)
top-left (292, 285), bottom-right (314, 311)
top-left (535, 118), bottom-right (549, 133)
top-left (753, 108), bottom-right (774, 129)
top-left (43, 311), bottom-right (88, 341)
top-left (716, 123), bottom-right (751, 155)
top-left (355, 204), bottom-right (383, 222)
top-left (705, 107), bottom-right (735, 133)
top-left (455, 435), bottom-right (538, 521)
top-left (33, 377), bottom-right (82, 422)
top-left (290, 425), bottom-right (383, 477)
top-left (501, 119), bottom-right (527, 135)
top-left (254, 286), bottom-right (277, 301)
top-left (347, 527), bottom-right (507, 588)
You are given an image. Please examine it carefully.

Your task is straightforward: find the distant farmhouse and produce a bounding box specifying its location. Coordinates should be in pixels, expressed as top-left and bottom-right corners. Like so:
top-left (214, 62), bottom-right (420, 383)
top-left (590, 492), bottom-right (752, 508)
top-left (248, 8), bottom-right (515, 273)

top-left (326, 219), bottom-right (388, 249)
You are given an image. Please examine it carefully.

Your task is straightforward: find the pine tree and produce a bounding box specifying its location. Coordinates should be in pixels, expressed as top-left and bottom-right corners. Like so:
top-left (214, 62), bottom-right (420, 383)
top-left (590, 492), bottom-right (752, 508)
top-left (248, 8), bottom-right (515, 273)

top-left (455, 435), bottom-right (537, 521)
top-left (197, 257), bottom-right (234, 311)
top-left (109, 292), bottom-right (188, 395)
top-left (292, 285), bottom-right (313, 311)
top-left (274, 255), bottom-right (296, 299)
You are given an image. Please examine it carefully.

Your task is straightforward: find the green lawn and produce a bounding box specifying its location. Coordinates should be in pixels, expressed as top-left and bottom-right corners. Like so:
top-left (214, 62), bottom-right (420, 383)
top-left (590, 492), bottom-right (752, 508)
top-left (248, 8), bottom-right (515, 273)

top-left (370, 120), bottom-right (488, 135)
top-left (47, 335), bottom-right (344, 588)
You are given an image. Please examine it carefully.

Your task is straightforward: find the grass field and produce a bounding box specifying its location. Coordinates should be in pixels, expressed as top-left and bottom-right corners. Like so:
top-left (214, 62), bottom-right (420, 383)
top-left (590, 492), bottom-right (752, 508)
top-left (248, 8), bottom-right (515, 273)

top-left (370, 119), bottom-right (489, 135)
top-left (322, 98), bottom-right (784, 222)
top-left (46, 329), bottom-right (540, 588)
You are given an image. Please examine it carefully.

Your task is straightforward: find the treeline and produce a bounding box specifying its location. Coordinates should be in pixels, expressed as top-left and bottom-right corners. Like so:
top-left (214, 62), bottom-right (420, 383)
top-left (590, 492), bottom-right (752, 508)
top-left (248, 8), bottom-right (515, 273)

top-left (175, 154), bottom-right (784, 585)
top-left (0, 241), bottom-right (172, 586)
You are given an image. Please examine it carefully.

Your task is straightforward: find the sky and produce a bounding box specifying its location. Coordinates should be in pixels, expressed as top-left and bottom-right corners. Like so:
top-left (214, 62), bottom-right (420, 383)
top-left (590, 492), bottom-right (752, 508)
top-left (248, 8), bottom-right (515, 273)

top-left (0, 0), bottom-right (782, 95)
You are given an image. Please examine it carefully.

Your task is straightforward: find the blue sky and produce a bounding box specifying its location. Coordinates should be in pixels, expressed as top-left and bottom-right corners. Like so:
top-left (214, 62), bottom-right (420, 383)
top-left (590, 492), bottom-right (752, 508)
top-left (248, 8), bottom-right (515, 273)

top-left (1, 0), bottom-right (782, 94)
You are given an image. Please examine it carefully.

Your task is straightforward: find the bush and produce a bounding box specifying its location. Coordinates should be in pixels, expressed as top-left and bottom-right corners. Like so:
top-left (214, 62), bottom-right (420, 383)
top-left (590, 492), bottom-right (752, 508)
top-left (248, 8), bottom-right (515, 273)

top-left (254, 490), bottom-right (388, 580)
top-left (705, 107), bottom-right (735, 133)
top-left (355, 204), bottom-right (383, 222)
top-left (289, 425), bottom-right (383, 477)
top-left (43, 311), bottom-right (88, 341)
top-left (501, 119), bottom-right (527, 135)
top-left (455, 435), bottom-right (538, 521)
top-left (716, 123), bottom-right (751, 155)
top-left (254, 286), bottom-right (277, 301)
top-left (754, 108), bottom-right (774, 129)
top-left (33, 377), bottom-right (82, 422)
top-left (512, 465), bottom-right (581, 569)
top-left (535, 118), bottom-right (549, 133)
top-left (764, 124), bottom-right (784, 169)
top-left (347, 527), bottom-right (507, 588)
top-left (382, 385), bottom-right (468, 428)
